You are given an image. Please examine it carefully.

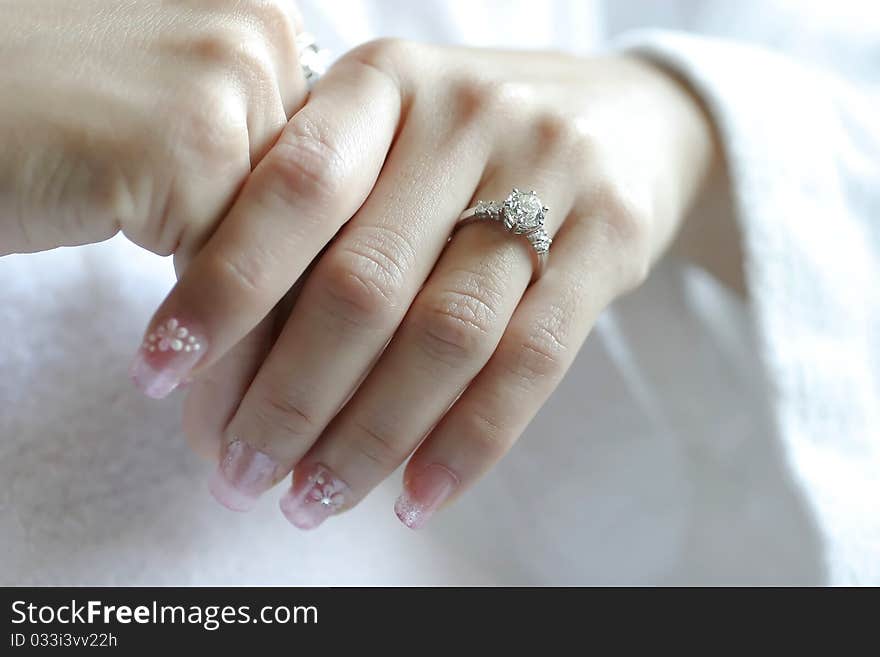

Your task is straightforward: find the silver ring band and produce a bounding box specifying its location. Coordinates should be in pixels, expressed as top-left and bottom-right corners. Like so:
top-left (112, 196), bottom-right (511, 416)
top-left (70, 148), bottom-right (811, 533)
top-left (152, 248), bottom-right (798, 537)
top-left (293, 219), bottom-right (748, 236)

top-left (455, 189), bottom-right (552, 282)
top-left (295, 32), bottom-right (330, 89)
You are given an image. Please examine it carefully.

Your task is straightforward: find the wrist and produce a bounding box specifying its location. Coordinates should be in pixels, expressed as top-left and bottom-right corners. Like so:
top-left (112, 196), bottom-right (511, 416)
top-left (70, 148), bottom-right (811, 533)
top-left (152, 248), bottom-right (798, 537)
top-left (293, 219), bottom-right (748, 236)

top-left (621, 55), bottom-right (720, 262)
top-left (622, 57), bottom-right (744, 295)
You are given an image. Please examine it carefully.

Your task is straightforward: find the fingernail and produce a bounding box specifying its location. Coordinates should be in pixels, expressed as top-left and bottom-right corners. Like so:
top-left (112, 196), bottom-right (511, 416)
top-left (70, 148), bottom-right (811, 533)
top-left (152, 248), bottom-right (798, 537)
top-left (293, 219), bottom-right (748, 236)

top-left (129, 317), bottom-right (205, 399)
top-left (279, 464), bottom-right (350, 530)
top-left (394, 464), bottom-right (458, 530)
top-left (209, 439), bottom-right (286, 512)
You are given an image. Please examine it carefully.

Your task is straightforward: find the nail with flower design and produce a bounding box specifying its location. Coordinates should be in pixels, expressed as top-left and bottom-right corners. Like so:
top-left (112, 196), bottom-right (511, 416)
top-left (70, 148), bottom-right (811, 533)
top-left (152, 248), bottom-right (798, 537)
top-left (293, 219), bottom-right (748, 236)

top-left (129, 317), bottom-right (205, 399)
top-left (279, 463), bottom-right (350, 530)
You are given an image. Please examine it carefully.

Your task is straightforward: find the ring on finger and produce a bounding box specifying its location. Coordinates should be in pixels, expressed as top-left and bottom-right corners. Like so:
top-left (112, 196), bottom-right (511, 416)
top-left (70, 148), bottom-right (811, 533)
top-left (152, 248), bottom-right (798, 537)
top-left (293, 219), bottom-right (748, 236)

top-left (455, 188), bottom-right (552, 282)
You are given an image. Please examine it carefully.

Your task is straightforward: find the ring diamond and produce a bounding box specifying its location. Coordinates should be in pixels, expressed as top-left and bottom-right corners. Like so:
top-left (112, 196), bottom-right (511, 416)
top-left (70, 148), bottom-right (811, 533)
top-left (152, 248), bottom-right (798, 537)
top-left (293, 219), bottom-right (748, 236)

top-left (457, 188), bottom-right (552, 280)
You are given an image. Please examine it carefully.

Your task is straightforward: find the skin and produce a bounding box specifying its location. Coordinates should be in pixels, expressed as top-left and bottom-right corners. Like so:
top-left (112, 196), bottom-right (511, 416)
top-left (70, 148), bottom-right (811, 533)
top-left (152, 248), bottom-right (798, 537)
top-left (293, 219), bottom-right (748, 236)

top-left (0, 1), bottom-right (720, 530)
top-left (0, 0), bottom-right (306, 260)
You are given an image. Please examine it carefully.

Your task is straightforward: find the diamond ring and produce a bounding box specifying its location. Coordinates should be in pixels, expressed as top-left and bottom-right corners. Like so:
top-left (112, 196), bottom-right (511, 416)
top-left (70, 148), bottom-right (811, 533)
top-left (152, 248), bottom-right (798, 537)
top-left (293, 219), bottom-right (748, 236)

top-left (295, 32), bottom-right (331, 90)
top-left (456, 188), bottom-right (552, 281)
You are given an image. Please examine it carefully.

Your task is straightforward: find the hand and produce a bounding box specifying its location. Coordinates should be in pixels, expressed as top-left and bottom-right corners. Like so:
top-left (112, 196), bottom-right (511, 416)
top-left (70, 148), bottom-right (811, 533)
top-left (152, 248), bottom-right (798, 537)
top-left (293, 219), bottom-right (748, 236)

top-left (142, 40), bottom-right (716, 528)
top-left (0, 0), bottom-right (306, 262)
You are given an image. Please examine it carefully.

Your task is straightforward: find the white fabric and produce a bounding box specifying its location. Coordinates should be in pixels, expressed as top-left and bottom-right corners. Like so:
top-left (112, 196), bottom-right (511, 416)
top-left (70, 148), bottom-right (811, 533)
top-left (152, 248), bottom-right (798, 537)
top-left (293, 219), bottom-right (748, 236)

top-left (1, 0), bottom-right (877, 585)
top-left (622, 23), bottom-right (880, 584)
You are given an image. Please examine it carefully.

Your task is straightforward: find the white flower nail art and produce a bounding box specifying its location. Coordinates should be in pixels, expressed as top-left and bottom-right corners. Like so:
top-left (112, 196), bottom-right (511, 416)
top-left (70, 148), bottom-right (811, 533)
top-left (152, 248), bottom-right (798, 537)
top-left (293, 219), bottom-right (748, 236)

top-left (280, 466), bottom-right (351, 529)
top-left (307, 473), bottom-right (345, 511)
top-left (142, 317), bottom-right (201, 353)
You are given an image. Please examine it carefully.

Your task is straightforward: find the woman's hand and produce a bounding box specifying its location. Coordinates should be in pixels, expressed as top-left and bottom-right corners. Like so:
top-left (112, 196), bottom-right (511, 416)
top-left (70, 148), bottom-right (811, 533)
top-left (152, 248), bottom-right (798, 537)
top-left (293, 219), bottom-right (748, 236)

top-left (142, 40), bottom-right (717, 528)
top-left (0, 0), bottom-right (306, 260)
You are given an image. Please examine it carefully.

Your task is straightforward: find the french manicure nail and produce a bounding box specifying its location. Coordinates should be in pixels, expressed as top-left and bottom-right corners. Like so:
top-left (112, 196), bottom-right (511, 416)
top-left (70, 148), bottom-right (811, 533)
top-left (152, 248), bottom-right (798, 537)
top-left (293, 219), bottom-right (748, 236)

top-left (279, 464), bottom-right (350, 530)
top-left (394, 464), bottom-right (459, 530)
top-left (209, 439), bottom-right (286, 512)
top-left (129, 317), bottom-right (204, 399)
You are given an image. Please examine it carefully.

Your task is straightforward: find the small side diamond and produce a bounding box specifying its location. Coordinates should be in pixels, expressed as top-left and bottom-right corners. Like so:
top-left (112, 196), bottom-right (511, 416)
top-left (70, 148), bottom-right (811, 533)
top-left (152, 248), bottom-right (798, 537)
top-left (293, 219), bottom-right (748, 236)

top-left (529, 230), bottom-right (552, 254)
top-left (475, 200), bottom-right (500, 219)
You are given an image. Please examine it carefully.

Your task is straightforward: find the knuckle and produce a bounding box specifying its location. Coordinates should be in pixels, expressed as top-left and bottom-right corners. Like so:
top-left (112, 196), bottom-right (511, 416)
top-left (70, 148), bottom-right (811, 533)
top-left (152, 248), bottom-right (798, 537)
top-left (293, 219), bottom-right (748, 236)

top-left (188, 28), bottom-right (242, 67)
top-left (446, 75), bottom-right (510, 127)
top-left (38, 137), bottom-right (130, 245)
top-left (247, 0), bottom-right (299, 41)
top-left (252, 392), bottom-right (317, 442)
top-left (593, 179), bottom-right (650, 245)
top-left (211, 246), bottom-right (271, 297)
top-left (175, 84), bottom-right (248, 166)
top-left (235, 46), bottom-right (278, 90)
top-left (350, 37), bottom-right (415, 77)
top-left (93, 171), bottom-right (134, 237)
top-left (459, 405), bottom-right (508, 460)
top-left (589, 178), bottom-right (652, 289)
top-left (53, 124), bottom-right (177, 252)
top-left (188, 26), bottom-right (272, 87)
top-left (532, 110), bottom-right (592, 164)
top-left (413, 284), bottom-right (500, 364)
top-left (319, 263), bottom-right (392, 328)
top-left (501, 315), bottom-right (570, 384)
top-left (318, 231), bottom-right (410, 328)
top-left (350, 419), bottom-right (403, 471)
top-left (265, 115), bottom-right (345, 202)
top-left (340, 38), bottom-right (412, 102)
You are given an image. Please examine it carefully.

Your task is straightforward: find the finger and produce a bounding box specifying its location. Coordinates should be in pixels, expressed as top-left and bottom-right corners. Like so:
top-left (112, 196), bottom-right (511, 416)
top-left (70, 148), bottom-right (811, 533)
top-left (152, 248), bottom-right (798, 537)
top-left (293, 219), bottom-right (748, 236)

top-left (210, 96), bottom-right (494, 512)
top-left (394, 204), bottom-right (636, 529)
top-left (183, 315), bottom-right (274, 462)
top-left (240, 3), bottom-right (311, 163)
top-left (261, 1), bottom-right (309, 120)
top-left (173, 2), bottom-right (310, 260)
top-left (277, 176), bottom-right (571, 530)
top-left (130, 55), bottom-right (402, 399)
top-left (184, 269), bottom-right (310, 463)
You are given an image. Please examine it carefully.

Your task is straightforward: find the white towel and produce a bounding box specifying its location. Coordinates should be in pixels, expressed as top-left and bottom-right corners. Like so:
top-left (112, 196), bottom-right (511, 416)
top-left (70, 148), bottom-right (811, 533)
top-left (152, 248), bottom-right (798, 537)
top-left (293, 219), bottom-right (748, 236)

top-left (622, 24), bottom-right (880, 583)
